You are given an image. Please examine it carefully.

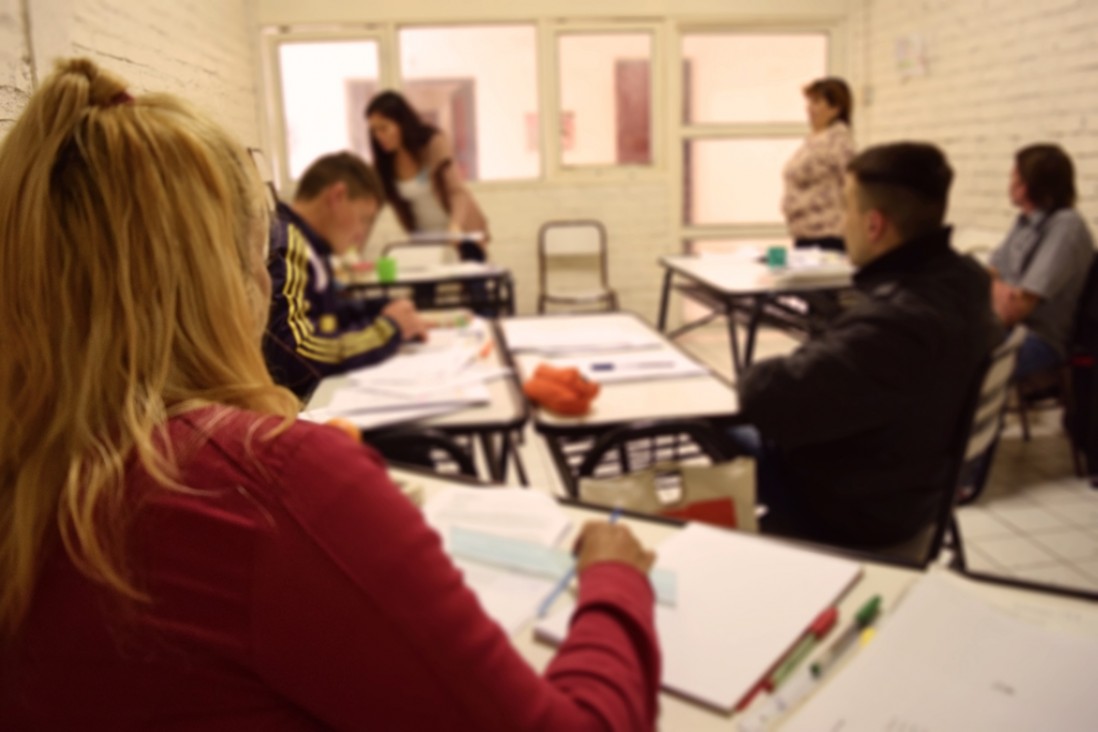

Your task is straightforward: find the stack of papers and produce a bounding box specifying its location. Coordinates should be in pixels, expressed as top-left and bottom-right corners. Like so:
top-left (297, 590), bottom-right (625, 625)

top-left (424, 487), bottom-right (573, 634)
top-left (503, 315), bottom-right (664, 354)
top-left (546, 349), bottom-right (707, 384)
top-left (302, 320), bottom-right (508, 429)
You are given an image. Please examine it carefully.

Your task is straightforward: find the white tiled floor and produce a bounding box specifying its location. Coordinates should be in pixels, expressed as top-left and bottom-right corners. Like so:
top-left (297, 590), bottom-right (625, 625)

top-left (509, 318), bottom-right (1098, 596)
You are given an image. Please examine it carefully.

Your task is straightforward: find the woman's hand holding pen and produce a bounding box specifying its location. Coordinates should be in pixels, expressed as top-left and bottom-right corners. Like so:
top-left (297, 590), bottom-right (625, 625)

top-left (574, 520), bottom-right (656, 575)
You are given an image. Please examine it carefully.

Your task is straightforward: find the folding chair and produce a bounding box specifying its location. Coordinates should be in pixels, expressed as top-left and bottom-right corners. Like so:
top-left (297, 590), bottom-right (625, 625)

top-left (537, 220), bottom-right (618, 313)
top-left (877, 327), bottom-right (1025, 566)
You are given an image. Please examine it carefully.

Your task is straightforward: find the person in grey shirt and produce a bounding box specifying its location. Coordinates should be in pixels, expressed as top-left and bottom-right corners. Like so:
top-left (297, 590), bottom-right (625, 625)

top-left (989, 143), bottom-right (1096, 378)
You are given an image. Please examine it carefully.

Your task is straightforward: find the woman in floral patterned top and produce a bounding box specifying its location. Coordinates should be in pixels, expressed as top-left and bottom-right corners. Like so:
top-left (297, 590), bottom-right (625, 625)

top-left (781, 77), bottom-right (856, 252)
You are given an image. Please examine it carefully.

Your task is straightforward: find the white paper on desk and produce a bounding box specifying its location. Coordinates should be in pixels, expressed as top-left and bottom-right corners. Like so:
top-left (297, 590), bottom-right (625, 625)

top-left (548, 349), bottom-right (706, 384)
top-left (502, 315), bottom-right (663, 354)
top-left (424, 488), bottom-right (573, 635)
top-left (299, 401), bottom-right (466, 430)
top-left (424, 488), bottom-right (572, 548)
top-left (535, 523), bottom-right (862, 712)
top-left (349, 327), bottom-right (488, 388)
top-left (783, 571), bottom-right (1098, 732)
top-left (299, 381), bottom-right (489, 430)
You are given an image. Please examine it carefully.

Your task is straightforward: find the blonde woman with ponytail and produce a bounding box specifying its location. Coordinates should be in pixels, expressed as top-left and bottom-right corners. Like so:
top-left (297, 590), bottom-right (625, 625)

top-left (0, 60), bottom-right (659, 730)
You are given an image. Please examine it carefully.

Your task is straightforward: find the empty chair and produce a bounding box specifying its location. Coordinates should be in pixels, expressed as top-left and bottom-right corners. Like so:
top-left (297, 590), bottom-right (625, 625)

top-left (538, 220), bottom-right (618, 313)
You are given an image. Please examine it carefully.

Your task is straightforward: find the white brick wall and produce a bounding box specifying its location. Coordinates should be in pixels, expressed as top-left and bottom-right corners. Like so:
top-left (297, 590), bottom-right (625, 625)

top-left (2, 0), bottom-right (258, 145)
top-left (0, 0), bottom-right (34, 139)
top-left (849, 0), bottom-right (1098, 246)
top-left (65, 0), bottom-right (258, 143)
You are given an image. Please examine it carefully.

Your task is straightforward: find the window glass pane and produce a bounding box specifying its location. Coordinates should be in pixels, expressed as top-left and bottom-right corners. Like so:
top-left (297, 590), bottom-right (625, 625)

top-left (400, 25), bottom-right (539, 181)
top-left (684, 138), bottom-right (802, 225)
top-left (278, 41), bottom-right (379, 179)
top-left (682, 34), bottom-right (828, 124)
top-left (558, 33), bottom-right (652, 167)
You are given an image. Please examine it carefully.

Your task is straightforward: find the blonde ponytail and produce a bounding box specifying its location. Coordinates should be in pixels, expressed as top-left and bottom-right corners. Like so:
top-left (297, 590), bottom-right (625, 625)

top-left (0, 59), bottom-right (298, 639)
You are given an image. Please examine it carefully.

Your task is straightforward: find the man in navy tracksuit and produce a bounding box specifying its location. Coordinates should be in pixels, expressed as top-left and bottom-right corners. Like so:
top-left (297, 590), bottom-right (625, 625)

top-left (264, 152), bottom-right (426, 399)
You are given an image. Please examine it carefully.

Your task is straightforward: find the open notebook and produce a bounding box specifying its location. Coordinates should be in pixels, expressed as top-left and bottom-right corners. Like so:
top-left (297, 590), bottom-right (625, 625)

top-left (783, 571), bottom-right (1098, 730)
top-left (535, 523), bottom-right (862, 712)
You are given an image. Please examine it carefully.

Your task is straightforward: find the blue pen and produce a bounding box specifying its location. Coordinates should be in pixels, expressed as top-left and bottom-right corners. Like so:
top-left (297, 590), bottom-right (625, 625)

top-left (537, 507), bottom-right (623, 618)
top-left (590, 360), bottom-right (675, 372)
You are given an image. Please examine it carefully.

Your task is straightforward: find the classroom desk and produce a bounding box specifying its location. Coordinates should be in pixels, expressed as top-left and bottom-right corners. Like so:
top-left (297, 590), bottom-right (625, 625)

top-left (305, 320), bottom-right (529, 483)
top-left (396, 465), bottom-right (1098, 731)
top-left (339, 261), bottom-right (515, 317)
top-left (497, 312), bottom-right (740, 494)
top-left (657, 254), bottom-right (853, 376)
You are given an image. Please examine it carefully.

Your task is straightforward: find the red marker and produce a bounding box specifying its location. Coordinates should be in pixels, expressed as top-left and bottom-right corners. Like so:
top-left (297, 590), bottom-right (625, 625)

top-left (735, 606), bottom-right (839, 711)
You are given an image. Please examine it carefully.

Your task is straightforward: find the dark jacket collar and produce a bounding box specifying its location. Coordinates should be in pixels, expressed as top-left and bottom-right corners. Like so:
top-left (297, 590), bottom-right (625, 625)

top-left (854, 226), bottom-right (954, 291)
top-left (276, 201), bottom-right (333, 257)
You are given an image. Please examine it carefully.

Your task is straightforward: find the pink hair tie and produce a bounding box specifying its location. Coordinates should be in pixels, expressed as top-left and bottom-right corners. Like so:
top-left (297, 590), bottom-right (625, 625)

top-left (108, 91), bottom-right (133, 106)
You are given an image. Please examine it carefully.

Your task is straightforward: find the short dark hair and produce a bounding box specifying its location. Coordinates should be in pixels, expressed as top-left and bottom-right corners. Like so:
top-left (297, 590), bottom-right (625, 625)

top-left (846, 142), bottom-right (954, 240)
top-left (1015, 143), bottom-right (1076, 210)
top-left (294, 152), bottom-right (384, 203)
top-left (804, 77), bottom-right (853, 126)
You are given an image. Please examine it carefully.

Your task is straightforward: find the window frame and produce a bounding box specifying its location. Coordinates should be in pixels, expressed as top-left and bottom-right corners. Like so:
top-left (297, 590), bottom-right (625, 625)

top-left (262, 27), bottom-right (394, 195)
top-left (544, 21), bottom-right (666, 180)
top-left (670, 22), bottom-right (846, 251)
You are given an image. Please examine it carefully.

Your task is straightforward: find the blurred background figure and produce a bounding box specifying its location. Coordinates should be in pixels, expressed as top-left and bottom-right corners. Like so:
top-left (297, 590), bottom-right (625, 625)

top-left (781, 77), bottom-right (856, 253)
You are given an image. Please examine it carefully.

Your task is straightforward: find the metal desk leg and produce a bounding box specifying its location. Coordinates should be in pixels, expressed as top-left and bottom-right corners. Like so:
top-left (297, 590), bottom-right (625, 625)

top-left (657, 268), bottom-right (674, 331)
top-left (742, 297), bottom-right (767, 368)
top-left (545, 436), bottom-right (580, 498)
top-left (501, 431), bottom-right (529, 486)
top-left (726, 302), bottom-right (744, 376)
top-left (479, 432), bottom-right (504, 482)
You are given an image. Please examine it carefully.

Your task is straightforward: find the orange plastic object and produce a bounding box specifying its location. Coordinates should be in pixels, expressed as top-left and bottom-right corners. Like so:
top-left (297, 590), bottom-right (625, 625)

top-left (523, 364), bottom-right (600, 416)
top-left (326, 418), bottom-right (363, 442)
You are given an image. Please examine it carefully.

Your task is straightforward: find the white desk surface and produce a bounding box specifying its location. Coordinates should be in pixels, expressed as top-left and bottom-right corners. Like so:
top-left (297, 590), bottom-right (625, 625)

top-left (499, 312), bottom-right (738, 431)
top-left (304, 323), bottom-right (525, 431)
top-left (341, 262), bottom-right (509, 285)
top-left (661, 254), bottom-right (852, 296)
top-left (396, 466), bottom-right (1098, 731)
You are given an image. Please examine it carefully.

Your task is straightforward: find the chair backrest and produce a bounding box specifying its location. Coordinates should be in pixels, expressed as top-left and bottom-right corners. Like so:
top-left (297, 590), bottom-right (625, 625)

top-left (1070, 253), bottom-right (1098, 354)
top-left (876, 326), bottom-right (1024, 566)
top-left (964, 326), bottom-right (1027, 463)
top-left (572, 419), bottom-right (731, 493)
top-left (366, 428), bottom-right (478, 478)
top-left (538, 219), bottom-right (611, 295)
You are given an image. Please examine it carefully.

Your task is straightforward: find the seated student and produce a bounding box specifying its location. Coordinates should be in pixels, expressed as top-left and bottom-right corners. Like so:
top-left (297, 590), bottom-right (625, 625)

top-left (264, 152), bottom-right (427, 399)
top-left (0, 59), bottom-right (661, 730)
top-left (988, 143), bottom-right (1096, 379)
top-left (734, 142), bottom-right (1002, 548)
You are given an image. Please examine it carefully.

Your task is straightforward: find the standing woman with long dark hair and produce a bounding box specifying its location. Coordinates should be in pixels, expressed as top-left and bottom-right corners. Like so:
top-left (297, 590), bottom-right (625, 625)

top-left (366, 90), bottom-right (489, 261)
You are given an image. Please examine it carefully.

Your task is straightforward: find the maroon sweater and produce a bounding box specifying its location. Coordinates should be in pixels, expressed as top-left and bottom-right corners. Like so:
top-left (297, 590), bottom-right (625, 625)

top-left (2, 407), bottom-right (659, 730)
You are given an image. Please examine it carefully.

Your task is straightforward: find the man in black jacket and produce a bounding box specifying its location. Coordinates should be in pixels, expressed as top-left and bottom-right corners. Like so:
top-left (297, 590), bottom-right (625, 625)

top-left (737, 143), bottom-right (1002, 548)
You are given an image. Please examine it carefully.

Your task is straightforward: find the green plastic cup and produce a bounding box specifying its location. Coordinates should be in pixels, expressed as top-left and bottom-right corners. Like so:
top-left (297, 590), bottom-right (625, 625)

top-left (376, 256), bottom-right (398, 283)
top-left (766, 246), bottom-right (787, 269)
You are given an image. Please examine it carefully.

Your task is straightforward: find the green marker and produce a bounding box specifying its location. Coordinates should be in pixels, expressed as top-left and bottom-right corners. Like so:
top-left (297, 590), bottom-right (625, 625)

top-left (810, 595), bottom-right (882, 679)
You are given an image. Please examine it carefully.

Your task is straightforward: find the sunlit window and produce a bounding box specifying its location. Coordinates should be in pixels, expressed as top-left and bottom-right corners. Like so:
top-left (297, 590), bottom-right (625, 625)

top-left (399, 25), bottom-right (539, 181)
top-left (681, 34), bottom-right (828, 124)
top-left (557, 33), bottom-right (653, 167)
top-left (684, 138), bottom-right (803, 225)
top-left (278, 40), bottom-right (380, 179)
